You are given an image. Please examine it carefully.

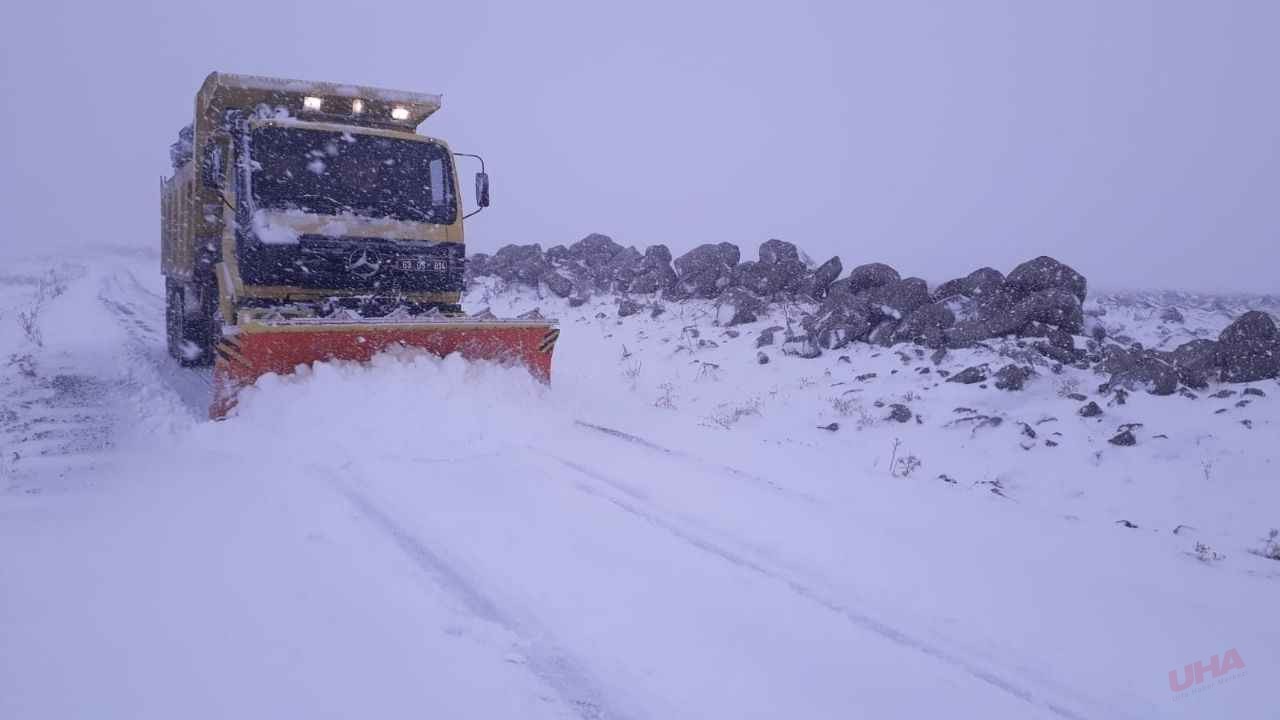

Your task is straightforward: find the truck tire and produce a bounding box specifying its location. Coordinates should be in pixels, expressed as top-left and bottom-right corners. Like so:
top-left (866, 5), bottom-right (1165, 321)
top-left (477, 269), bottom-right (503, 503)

top-left (165, 277), bottom-right (216, 366)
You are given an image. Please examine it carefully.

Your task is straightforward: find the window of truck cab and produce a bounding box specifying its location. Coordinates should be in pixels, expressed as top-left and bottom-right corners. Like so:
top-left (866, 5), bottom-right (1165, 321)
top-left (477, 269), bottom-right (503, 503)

top-left (244, 121), bottom-right (457, 225)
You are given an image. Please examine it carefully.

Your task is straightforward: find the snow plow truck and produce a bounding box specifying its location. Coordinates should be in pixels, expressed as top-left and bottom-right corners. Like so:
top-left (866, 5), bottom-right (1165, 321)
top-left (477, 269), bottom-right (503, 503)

top-left (161, 73), bottom-right (559, 418)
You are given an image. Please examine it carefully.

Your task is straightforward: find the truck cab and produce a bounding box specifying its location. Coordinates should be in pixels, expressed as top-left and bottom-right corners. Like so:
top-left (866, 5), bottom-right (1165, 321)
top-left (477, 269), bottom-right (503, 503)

top-left (161, 72), bottom-right (489, 364)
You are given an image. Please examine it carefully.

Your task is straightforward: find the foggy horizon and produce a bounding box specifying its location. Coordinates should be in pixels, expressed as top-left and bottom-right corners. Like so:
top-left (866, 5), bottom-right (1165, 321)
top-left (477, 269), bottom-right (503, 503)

top-left (3, 0), bottom-right (1277, 294)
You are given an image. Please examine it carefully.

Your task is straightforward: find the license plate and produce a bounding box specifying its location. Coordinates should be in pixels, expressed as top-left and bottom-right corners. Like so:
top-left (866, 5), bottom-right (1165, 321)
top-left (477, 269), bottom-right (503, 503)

top-left (396, 258), bottom-right (447, 272)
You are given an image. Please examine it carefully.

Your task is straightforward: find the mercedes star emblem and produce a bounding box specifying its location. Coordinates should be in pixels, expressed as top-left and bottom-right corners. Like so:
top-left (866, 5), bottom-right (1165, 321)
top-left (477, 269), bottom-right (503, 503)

top-left (346, 248), bottom-right (382, 278)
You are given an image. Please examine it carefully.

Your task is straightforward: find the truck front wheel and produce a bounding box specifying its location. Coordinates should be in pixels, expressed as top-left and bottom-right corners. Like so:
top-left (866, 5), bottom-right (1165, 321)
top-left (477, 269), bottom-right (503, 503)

top-left (165, 277), bottom-right (216, 366)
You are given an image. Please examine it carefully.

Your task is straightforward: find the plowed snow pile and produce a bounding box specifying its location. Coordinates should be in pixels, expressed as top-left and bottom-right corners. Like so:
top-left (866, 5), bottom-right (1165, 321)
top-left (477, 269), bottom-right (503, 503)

top-left (2, 248), bottom-right (1277, 719)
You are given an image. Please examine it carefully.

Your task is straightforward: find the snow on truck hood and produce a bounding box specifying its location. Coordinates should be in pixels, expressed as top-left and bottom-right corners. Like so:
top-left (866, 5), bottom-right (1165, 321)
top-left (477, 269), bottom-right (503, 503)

top-left (250, 208), bottom-right (454, 245)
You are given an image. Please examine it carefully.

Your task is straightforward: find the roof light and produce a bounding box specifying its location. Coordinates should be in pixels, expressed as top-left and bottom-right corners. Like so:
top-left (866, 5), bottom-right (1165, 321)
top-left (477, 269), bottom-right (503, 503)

top-left (390, 106), bottom-right (410, 121)
top-left (303, 96), bottom-right (324, 111)
top-left (351, 99), bottom-right (365, 114)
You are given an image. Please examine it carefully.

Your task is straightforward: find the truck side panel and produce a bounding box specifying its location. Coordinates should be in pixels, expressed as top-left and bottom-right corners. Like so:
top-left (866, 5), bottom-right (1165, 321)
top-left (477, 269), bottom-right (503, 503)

top-left (160, 162), bottom-right (197, 280)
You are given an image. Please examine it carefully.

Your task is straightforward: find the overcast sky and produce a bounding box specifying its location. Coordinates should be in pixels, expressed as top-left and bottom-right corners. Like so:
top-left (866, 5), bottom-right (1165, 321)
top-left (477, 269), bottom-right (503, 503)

top-left (2, 0), bottom-right (1277, 292)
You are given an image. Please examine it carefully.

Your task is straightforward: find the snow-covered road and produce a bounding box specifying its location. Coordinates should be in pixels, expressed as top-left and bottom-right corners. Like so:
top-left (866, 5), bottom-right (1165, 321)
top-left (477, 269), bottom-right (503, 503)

top-left (2, 249), bottom-right (1276, 718)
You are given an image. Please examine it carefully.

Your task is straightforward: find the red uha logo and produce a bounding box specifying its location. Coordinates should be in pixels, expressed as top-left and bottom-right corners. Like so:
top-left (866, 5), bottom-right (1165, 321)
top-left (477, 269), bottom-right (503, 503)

top-left (1168, 648), bottom-right (1246, 693)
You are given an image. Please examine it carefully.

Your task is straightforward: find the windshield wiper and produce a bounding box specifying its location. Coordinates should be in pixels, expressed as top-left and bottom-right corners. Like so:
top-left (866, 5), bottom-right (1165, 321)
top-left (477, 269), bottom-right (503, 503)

top-left (399, 204), bottom-right (435, 222)
top-left (293, 193), bottom-right (349, 214)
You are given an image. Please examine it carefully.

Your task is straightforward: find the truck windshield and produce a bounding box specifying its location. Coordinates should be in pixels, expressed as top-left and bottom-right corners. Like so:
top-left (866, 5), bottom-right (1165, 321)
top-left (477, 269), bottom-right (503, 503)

top-left (248, 126), bottom-right (456, 225)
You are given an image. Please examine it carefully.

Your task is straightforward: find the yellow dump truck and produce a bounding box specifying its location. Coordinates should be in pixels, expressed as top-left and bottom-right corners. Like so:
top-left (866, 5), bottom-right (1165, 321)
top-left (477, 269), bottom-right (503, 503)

top-left (161, 72), bottom-right (558, 417)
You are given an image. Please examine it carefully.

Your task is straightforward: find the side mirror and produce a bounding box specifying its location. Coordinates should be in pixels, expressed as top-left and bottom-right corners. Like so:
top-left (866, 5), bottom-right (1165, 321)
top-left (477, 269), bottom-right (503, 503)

top-left (200, 142), bottom-right (224, 190)
top-left (475, 172), bottom-right (491, 208)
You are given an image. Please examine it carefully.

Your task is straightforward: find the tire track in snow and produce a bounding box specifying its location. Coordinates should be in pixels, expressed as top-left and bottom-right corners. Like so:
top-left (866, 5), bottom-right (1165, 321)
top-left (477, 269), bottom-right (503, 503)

top-left (536, 449), bottom-right (1122, 720)
top-left (335, 480), bottom-right (641, 720)
top-left (573, 420), bottom-right (819, 505)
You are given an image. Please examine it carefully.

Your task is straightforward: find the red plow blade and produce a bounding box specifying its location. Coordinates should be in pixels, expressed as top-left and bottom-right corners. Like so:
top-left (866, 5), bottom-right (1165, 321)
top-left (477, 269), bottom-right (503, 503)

top-left (210, 318), bottom-right (559, 419)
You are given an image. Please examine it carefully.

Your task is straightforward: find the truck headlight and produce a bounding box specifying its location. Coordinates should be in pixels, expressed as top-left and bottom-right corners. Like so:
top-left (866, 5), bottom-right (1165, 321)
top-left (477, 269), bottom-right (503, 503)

top-left (352, 99), bottom-right (364, 114)
top-left (390, 106), bottom-right (410, 120)
top-left (303, 96), bottom-right (324, 111)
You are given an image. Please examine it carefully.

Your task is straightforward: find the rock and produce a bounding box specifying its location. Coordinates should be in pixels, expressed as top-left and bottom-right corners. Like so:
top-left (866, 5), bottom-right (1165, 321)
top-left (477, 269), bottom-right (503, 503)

top-left (568, 294), bottom-right (589, 308)
top-left (1012, 288), bottom-right (1084, 333)
top-left (1079, 401), bottom-right (1103, 417)
top-left (1108, 356), bottom-right (1179, 396)
top-left (544, 244), bottom-right (570, 265)
top-left (1210, 389), bottom-right (1236, 399)
top-left (673, 243), bottom-right (740, 299)
top-left (488, 243), bottom-right (549, 285)
top-left (1244, 387), bottom-right (1266, 397)
top-left (866, 319), bottom-right (899, 347)
top-left (855, 372), bottom-right (877, 382)
top-left (1217, 311), bottom-right (1280, 383)
top-left (865, 277), bottom-right (931, 322)
top-left (948, 365), bottom-right (988, 384)
top-left (465, 252), bottom-right (492, 282)
top-left (756, 325), bottom-right (785, 348)
top-left (730, 239), bottom-right (807, 296)
top-left (803, 293), bottom-right (872, 349)
top-left (541, 270), bottom-right (573, 298)
top-left (731, 257), bottom-right (805, 297)
top-left (627, 245), bottom-right (679, 295)
top-left (818, 422), bottom-right (839, 431)
top-left (627, 273), bottom-right (660, 295)
top-left (617, 298), bottom-right (642, 317)
top-left (892, 302), bottom-right (956, 347)
top-left (781, 334), bottom-right (822, 359)
top-left (600, 246), bottom-right (644, 291)
top-left (994, 364), bottom-right (1033, 391)
top-left (930, 348), bottom-right (948, 365)
top-left (933, 267), bottom-right (1004, 302)
top-left (650, 303), bottom-right (666, 318)
top-left (716, 242), bottom-right (741, 268)
top-left (1160, 307), bottom-right (1185, 323)
top-left (804, 256), bottom-right (843, 299)
top-left (757, 351), bottom-right (770, 365)
top-left (887, 404), bottom-right (913, 423)
top-left (1067, 392), bottom-right (1088, 401)
top-left (845, 263), bottom-right (900, 294)
top-left (1006, 256), bottom-right (1088, 303)
top-left (1083, 316), bottom-right (1108, 342)
top-left (1108, 429), bottom-right (1137, 446)
top-left (715, 287), bottom-right (767, 326)
top-left (1021, 322), bottom-right (1075, 350)
top-left (568, 233), bottom-right (624, 269)
top-left (1035, 342), bottom-right (1085, 365)
top-left (758, 238), bottom-right (800, 265)
top-left (1159, 339), bottom-right (1218, 389)
top-left (944, 287), bottom-right (1081, 346)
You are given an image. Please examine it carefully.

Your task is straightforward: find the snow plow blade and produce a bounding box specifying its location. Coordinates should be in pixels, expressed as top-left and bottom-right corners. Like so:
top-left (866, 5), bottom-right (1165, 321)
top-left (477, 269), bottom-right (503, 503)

top-left (210, 315), bottom-right (559, 419)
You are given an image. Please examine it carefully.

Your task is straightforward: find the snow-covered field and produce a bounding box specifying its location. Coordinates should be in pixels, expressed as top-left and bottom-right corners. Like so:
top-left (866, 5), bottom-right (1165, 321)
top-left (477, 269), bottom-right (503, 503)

top-left (2, 247), bottom-right (1277, 719)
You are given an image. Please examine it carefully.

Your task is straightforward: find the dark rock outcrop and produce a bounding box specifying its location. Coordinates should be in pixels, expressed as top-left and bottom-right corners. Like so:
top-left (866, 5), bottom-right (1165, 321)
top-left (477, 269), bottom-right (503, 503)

top-left (845, 263), bottom-right (900, 294)
top-left (994, 364), bottom-right (1033, 391)
top-left (804, 293), bottom-right (872, 349)
top-left (800, 256), bottom-right (843, 300)
top-left (1216, 311), bottom-right (1280, 383)
top-left (1005, 256), bottom-right (1088, 303)
top-left (887, 404), bottom-right (913, 423)
top-left (1158, 339), bottom-right (1218, 389)
top-left (1108, 356), bottom-right (1179, 396)
top-left (716, 287), bottom-right (767, 326)
top-left (865, 277), bottom-right (931, 322)
top-left (948, 365), bottom-right (988, 384)
top-left (891, 302), bottom-right (955, 347)
top-left (756, 325), bottom-right (785, 348)
top-left (673, 243), bottom-right (740, 299)
top-left (934, 267), bottom-right (1004, 302)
